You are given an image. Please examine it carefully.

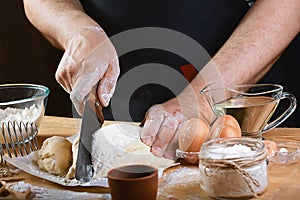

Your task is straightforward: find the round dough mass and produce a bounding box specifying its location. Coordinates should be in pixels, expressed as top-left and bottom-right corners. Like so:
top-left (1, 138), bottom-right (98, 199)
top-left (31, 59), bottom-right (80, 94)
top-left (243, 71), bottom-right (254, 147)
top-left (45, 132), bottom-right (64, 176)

top-left (37, 136), bottom-right (72, 175)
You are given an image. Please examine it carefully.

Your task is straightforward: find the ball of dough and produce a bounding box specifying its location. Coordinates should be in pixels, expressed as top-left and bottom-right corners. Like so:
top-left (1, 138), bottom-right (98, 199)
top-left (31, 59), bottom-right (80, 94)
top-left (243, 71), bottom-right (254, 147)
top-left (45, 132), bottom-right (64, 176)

top-left (37, 136), bottom-right (72, 175)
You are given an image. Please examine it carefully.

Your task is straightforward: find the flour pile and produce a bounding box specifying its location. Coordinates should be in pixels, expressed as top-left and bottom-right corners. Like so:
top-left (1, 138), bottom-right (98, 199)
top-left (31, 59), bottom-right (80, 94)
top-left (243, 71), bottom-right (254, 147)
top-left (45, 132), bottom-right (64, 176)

top-left (91, 124), bottom-right (175, 178)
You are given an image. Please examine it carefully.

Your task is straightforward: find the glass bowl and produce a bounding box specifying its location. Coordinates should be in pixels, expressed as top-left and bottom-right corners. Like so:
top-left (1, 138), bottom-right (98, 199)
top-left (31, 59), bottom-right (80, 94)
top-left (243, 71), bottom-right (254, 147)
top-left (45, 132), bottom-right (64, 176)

top-left (268, 141), bottom-right (300, 165)
top-left (0, 84), bottom-right (49, 159)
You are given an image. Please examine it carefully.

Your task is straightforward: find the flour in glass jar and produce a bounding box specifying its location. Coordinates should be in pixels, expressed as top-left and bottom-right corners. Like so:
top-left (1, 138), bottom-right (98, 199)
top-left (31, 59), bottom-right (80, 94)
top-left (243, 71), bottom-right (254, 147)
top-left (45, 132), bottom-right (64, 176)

top-left (199, 139), bottom-right (268, 199)
top-left (208, 144), bottom-right (253, 158)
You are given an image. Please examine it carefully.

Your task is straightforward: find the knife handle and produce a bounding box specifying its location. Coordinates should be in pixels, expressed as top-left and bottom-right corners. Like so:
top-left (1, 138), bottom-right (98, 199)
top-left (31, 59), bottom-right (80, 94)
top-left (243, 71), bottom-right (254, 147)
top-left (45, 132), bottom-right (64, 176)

top-left (85, 85), bottom-right (104, 125)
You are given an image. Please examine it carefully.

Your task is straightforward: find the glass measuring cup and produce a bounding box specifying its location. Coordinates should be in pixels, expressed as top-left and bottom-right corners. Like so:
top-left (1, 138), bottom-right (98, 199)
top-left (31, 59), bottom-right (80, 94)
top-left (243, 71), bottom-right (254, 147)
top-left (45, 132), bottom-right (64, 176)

top-left (200, 83), bottom-right (297, 138)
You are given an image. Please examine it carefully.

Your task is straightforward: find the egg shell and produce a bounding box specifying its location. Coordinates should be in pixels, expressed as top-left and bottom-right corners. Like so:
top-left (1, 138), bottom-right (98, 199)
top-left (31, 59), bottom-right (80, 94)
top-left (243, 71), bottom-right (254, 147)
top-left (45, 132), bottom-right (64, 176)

top-left (178, 118), bottom-right (210, 152)
top-left (219, 125), bottom-right (242, 138)
top-left (177, 118), bottom-right (209, 164)
top-left (211, 115), bottom-right (242, 138)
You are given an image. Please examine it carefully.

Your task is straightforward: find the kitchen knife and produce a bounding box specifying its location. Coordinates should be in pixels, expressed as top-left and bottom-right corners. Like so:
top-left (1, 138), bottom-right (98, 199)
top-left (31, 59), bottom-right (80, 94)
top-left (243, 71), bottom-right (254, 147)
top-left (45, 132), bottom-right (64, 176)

top-left (75, 93), bottom-right (104, 182)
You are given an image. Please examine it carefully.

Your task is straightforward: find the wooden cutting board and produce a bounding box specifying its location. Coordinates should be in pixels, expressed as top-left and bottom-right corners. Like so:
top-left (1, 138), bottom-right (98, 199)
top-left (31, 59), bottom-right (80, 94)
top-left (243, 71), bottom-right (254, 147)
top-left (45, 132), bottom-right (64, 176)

top-left (2, 116), bottom-right (300, 200)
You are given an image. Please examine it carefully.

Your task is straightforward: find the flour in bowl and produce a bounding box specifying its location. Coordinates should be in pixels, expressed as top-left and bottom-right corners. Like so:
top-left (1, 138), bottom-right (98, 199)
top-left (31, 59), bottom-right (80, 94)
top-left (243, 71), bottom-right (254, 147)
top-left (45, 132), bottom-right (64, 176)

top-left (0, 104), bottom-right (43, 144)
top-left (0, 104), bottom-right (42, 125)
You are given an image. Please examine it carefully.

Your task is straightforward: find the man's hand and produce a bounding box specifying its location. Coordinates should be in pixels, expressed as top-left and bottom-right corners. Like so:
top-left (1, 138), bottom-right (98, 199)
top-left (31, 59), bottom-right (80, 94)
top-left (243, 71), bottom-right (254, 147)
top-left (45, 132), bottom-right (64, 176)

top-left (141, 86), bottom-right (213, 159)
top-left (141, 103), bottom-right (186, 159)
top-left (55, 26), bottom-right (120, 114)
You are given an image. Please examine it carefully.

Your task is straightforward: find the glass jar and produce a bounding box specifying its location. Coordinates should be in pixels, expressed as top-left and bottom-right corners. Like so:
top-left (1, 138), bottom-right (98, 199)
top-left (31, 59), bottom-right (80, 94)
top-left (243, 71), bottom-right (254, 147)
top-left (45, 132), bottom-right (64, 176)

top-left (199, 137), bottom-right (268, 199)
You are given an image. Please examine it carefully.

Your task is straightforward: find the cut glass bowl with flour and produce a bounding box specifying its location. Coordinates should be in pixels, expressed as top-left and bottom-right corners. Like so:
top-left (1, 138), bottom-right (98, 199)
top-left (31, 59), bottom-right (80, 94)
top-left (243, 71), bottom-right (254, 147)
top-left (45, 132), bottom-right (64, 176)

top-left (268, 141), bottom-right (300, 165)
top-left (0, 84), bottom-right (49, 162)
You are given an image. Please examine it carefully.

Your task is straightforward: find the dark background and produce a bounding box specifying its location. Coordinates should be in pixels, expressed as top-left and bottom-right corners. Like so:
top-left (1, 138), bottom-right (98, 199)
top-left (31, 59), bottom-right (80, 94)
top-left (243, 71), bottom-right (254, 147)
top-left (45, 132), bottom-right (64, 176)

top-left (1, 1), bottom-right (299, 127)
top-left (0, 1), bottom-right (73, 117)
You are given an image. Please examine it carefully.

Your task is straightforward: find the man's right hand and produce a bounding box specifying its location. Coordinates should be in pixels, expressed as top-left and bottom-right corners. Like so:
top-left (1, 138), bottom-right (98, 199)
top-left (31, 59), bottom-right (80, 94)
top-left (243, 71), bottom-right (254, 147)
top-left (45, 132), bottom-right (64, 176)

top-left (55, 26), bottom-right (120, 114)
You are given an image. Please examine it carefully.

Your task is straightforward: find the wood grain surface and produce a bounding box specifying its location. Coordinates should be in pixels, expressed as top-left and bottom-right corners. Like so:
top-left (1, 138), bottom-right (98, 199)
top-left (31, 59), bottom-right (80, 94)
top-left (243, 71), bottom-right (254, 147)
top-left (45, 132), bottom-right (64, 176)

top-left (1, 116), bottom-right (300, 200)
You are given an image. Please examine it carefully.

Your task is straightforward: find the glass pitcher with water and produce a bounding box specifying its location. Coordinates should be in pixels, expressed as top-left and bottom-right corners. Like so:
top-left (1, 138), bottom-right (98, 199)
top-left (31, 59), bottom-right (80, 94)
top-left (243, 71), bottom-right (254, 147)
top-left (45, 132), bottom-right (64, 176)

top-left (200, 83), bottom-right (297, 138)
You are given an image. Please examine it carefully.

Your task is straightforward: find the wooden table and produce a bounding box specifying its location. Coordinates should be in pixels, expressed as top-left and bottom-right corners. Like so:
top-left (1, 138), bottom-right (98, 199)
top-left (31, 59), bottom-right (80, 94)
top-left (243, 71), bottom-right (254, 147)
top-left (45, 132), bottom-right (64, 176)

top-left (2, 116), bottom-right (300, 199)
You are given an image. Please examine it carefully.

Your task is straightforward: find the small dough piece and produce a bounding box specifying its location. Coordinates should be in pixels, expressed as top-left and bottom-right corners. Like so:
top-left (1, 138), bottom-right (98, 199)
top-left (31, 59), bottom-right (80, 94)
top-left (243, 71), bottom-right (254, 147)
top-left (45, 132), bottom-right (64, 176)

top-left (37, 136), bottom-right (72, 175)
top-left (91, 124), bottom-right (175, 178)
top-left (66, 136), bottom-right (79, 179)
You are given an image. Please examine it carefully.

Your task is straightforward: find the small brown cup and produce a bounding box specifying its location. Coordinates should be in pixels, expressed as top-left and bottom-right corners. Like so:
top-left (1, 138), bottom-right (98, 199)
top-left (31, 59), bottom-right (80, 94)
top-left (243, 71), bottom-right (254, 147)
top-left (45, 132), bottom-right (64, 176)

top-left (107, 164), bottom-right (158, 200)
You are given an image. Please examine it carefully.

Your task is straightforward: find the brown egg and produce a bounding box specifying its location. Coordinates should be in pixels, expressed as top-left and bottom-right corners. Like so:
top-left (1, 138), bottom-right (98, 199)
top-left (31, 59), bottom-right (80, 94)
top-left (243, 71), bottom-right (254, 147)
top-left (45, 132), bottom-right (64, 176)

top-left (211, 115), bottom-right (242, 138)
top-left (178, 118), bottom-right (210, 164)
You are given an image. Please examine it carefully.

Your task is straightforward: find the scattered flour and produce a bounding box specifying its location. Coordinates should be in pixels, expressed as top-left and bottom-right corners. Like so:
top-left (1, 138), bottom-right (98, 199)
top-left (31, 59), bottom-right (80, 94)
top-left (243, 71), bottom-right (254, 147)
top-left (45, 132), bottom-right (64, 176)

top-left (10, 181), bottom-right (31, 192)
top-left (158, 166), bottom-right (201, 199)
top-left (31, 185), bottom-right (111, 200)
top-left (279, 147), bottom-right (288, 153)
top-left (161, 167), bottom-right (200, 187)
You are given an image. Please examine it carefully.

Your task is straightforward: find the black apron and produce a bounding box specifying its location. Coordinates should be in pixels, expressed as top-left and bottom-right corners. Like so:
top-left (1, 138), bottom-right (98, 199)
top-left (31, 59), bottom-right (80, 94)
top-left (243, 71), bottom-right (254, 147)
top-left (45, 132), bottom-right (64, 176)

top-left (79, 0), bottom-right (299, 127)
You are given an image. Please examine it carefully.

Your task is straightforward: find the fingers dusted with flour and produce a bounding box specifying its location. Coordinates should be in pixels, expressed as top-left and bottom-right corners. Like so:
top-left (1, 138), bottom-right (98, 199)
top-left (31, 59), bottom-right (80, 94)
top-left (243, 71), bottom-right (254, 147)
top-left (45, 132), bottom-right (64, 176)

top-left (141, 104), bottom-right (186, 159)
top-left (62, 27), bottom-right (120, 114)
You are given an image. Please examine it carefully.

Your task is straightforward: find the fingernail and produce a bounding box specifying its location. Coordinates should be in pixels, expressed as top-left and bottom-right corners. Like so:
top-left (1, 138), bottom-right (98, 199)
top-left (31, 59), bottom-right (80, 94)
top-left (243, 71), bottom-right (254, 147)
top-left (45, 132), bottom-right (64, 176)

top-left (101, 94), bottom-right (110, 106)
top-left (142, 137), bottom-right (153, 146)
top-left (151, 147), bottom-right (163, 157)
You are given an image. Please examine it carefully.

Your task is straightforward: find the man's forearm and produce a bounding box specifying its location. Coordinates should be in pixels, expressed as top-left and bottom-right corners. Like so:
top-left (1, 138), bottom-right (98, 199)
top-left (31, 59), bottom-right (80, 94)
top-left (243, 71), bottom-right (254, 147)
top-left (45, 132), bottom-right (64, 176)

top-left (193, 0), bottom-right (300, 90)
top-left (23, 0), bottom-right (100, 50)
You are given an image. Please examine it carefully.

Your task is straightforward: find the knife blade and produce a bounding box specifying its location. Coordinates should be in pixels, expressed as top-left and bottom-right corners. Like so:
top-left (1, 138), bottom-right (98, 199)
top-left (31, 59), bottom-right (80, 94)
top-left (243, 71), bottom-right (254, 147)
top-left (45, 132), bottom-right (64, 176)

top-left (75, 93), bottom-right (104, 182)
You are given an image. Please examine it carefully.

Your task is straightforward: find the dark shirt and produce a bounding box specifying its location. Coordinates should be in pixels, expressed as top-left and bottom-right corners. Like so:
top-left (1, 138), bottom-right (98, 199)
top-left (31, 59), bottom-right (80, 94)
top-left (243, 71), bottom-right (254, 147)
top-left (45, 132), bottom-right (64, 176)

top-left (80, 0), bottom-right (299, 127)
